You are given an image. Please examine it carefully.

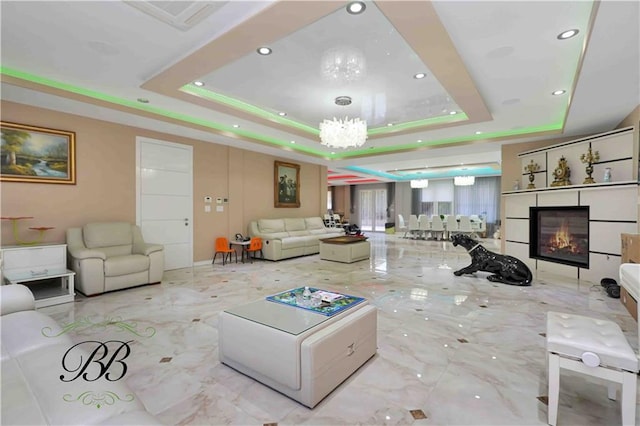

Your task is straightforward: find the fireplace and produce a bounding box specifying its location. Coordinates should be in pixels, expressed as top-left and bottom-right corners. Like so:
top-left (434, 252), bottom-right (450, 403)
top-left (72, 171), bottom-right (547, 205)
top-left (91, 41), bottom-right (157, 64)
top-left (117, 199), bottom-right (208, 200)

top-left (529, 206), bottom-right (589, 268)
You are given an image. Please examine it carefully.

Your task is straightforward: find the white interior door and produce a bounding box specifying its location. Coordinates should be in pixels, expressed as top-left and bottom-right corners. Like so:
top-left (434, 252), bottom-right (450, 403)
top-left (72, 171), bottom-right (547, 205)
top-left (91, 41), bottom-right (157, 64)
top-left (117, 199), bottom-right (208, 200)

top-left (136, 137), bottom-right (193, 270)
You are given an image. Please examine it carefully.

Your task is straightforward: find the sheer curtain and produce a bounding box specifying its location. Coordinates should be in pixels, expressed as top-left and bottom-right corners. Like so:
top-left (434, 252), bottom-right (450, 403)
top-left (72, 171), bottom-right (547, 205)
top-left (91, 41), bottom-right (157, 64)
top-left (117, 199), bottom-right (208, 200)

top-left (454, 176), bottom-right (501, 223)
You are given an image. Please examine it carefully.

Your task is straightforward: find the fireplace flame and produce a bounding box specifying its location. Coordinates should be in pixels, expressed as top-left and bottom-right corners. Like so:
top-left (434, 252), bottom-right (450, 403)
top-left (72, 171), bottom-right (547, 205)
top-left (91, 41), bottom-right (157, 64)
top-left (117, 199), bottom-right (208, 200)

top-left (548, 221), bottom-right (579, 253)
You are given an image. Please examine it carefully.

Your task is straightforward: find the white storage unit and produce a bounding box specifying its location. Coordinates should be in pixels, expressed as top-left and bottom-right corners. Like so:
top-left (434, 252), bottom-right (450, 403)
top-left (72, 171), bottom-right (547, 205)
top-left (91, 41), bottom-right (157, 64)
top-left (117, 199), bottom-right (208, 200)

top-left (1, 244), bottom-right (75, 308)
top-left (503, 127), bottom-right (639, 284)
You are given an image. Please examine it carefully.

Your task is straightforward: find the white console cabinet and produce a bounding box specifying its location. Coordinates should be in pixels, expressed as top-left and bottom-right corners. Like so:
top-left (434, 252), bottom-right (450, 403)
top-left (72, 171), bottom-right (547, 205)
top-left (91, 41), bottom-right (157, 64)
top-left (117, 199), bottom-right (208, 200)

top-left (1, 243), bottom-right (75, 308)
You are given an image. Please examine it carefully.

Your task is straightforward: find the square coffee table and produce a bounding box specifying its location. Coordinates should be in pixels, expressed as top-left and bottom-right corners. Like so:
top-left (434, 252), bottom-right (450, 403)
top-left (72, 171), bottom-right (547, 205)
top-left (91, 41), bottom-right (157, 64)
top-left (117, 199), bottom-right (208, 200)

top-left (219, 290), bottom-right (377, 408)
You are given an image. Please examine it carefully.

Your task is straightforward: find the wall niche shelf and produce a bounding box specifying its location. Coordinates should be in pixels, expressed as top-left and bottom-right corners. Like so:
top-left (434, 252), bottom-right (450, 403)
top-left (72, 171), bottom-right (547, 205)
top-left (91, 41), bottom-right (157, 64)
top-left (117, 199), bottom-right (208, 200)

top-left (514, 126), bottom-right (637, 192)
top-left (503, 180), bottom-right (638, 195)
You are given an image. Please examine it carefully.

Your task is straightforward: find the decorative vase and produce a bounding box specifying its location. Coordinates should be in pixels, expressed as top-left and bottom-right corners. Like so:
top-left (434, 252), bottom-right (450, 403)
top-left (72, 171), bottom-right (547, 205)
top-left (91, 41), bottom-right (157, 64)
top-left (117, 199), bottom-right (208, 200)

top-left (513, 180), bottom-right (520, 190)
top-left (604, 167), bottom-right (612, 182)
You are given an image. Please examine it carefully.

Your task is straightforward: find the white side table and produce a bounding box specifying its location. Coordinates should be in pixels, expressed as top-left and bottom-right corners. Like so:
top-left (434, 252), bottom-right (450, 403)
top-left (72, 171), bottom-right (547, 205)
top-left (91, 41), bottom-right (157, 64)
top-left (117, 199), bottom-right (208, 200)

top-left (229, 240), bottom-right (251, 263)
top-left (1, 244), bottom-right (76, 308)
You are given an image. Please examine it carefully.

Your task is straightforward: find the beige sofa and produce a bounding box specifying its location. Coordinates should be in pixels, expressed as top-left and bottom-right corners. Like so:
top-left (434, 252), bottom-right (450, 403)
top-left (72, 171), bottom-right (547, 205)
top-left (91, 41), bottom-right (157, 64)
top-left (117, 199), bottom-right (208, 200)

top-left (66, 222), bottom-right (164, 296)
top-left (248, 217), bottom-right (344, 261)
top-left (1, 285), bottom-right (159, 424)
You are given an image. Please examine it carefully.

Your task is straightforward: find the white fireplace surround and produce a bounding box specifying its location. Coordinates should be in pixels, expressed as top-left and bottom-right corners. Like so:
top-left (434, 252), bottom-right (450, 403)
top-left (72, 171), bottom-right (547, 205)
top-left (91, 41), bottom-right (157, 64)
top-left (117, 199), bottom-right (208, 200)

top-left (503, 127), bottom-right (639, 283)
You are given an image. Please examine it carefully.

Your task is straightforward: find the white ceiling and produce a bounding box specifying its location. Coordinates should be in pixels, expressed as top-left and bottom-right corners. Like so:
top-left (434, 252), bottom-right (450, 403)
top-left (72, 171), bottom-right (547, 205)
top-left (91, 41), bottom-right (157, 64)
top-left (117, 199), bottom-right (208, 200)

top-left (1, 1), bottom-right (638, 186)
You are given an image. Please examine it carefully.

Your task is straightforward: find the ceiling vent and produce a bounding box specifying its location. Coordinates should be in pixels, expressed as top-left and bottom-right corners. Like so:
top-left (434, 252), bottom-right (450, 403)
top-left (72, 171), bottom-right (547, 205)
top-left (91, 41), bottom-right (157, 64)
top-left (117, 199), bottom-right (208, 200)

top-left (123, 1), bottom-right (226, 31)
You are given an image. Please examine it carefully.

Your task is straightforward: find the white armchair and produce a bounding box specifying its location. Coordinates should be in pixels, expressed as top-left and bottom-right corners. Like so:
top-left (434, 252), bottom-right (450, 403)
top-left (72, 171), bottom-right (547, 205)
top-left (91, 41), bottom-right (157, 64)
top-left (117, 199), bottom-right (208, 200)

top-left (66, 222), bottom-right (164, 296)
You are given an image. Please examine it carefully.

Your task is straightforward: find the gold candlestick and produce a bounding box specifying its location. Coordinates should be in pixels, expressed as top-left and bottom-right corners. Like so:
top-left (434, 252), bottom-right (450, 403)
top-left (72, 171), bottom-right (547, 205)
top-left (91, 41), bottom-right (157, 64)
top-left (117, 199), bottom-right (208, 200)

top-left (524, 160), bottom-right (540, 189)
top-left (580, 146), bottom-right (600, 184)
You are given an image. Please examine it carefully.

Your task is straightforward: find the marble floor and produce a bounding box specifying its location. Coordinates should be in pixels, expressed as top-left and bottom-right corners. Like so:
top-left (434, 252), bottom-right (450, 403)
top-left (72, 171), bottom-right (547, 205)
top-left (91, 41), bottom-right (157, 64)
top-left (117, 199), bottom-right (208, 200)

top-left (42, 234), bottom-right (639, 425)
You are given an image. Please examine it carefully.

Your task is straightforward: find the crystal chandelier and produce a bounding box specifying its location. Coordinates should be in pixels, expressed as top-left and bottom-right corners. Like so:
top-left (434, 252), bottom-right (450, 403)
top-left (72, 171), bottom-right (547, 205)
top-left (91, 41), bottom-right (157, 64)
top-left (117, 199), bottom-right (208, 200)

top-left (319, 117), bottom-right (368, 149)
top-left (454, 176), bottom-right (475, 186)
top-left (321, 46), bottom-right (366, 83)
top-left (410, 179), bottom-right (429, 189)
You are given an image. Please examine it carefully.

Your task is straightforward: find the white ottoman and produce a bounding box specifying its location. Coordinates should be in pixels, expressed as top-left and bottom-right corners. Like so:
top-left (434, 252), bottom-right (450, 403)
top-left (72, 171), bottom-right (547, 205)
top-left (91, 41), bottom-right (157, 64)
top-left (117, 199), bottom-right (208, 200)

top-left (546, 311), bottom-right (638, 426)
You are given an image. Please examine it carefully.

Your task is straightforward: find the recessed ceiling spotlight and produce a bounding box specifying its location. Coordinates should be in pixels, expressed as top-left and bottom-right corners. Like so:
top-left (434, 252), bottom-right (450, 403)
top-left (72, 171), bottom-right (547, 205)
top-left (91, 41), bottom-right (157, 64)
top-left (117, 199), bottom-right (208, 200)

top-left (552, 90), bottom-right (566, 96)
top-left (232, 124), bottom-right (240, 128)
top-left (475, 131), bottom-right (483, 135)
top-left (414, 72), bottom-right (426, 79)
top-left (449, 111), bottom-right (457, 115)
top-left (330, 151), bottom-right (336, 155)
top-left (137, 98), bottom-right (149, 103)
top-left (387, 123), bottom-right (394, 127)
top-left (417, 139), bottom-right (423, 143)
top-left (257, 46), bottom-right (272, 55)
top-left (193, 81), bottom-right (205, 87)
top-left (290, 140), bottom-right (295, 144)
top-left (557, 29), bottom-right (579, 40)
top-left (346, 1), bottom-right (366, 15)
top-left (278, 112), bottom-right (287, 116)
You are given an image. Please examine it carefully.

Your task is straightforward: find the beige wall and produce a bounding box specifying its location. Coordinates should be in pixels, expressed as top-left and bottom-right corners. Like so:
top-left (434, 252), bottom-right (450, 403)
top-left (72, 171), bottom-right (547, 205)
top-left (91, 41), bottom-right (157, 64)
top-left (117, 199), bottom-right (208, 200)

top-left (1, 101), bottom-right (326, 262)
top-left (615, 104), bottom-right (640, 229)
top-left (332, 185), bottom-right (351, 221)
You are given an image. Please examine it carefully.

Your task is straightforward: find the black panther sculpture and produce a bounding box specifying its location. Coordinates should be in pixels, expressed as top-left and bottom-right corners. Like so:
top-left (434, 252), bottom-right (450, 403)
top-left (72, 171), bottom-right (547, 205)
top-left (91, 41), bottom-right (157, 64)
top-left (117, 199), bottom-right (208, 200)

top-left (451, 234), bottom-right (533, 286)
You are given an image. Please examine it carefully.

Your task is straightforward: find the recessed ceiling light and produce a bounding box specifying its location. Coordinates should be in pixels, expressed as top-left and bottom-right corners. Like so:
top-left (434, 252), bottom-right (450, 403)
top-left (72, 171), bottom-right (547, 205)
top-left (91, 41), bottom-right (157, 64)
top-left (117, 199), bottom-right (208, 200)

top-left (557, 29), bottom-right (579, 40)
top-left (346, 1), bottom-right (366, 15)
top-left (449, 111), bottom-right (457, 115)
top-left (417, 139), bottom-right (423, 143)
top-left (475, 131), bottom-right (482, 135)
top-left (552, 90), bottom-right (566, 96)
top-left (137, 98), bottom-right (149, 103)
top-left (232, 124), bottom-right (240, 128)
top-left (278, 112), bottom-right (287, 116)
top-left (414, 73), bottom-right (426, 79)
top-left (330, 151), bottom-right (336, 155)
top-left (290, 140), bottom-right (295, 144)
top-left (257, 46), bottom-right (272, 55)
top-left (387, 123), bottom-right (394, 127)
top-left (193, 81), bottom-right (204, 87)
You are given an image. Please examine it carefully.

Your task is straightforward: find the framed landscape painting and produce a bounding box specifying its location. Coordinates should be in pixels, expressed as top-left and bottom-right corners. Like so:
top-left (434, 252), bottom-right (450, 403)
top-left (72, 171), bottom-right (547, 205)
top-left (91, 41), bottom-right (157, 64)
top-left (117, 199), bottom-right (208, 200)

top-left (0, 121), bottom-right (76, 184)
top-left (274, 160), bottom-right (300, 207)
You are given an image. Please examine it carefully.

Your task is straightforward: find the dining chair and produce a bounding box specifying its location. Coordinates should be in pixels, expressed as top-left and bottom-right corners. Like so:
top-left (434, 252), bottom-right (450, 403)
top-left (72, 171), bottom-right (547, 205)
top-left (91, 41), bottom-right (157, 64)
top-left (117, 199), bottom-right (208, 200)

top-left (478, 219), bottom-right (487, 237)
top-left (246, 237), bottom-right (263, 263)
top-left (397, 214), bottom-right (409, 238)
top-left (408, 215), bottom-right (420, 239)
top-left (430, 215), bottom-right (445, 240)
top-left (458, 216), bottom-right (474, 236)
top-left (213, 237), bottom-right (237, 265)
top-left (445, 215), bottom-right (458, 238)
top-left (418, 214), bottom-right (430, 239)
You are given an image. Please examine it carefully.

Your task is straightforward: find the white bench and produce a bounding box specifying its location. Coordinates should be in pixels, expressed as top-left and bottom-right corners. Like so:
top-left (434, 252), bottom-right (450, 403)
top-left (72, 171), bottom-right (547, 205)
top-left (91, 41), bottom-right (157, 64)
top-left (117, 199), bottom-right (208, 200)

top-left (546, 307), bottom-right (639, 425)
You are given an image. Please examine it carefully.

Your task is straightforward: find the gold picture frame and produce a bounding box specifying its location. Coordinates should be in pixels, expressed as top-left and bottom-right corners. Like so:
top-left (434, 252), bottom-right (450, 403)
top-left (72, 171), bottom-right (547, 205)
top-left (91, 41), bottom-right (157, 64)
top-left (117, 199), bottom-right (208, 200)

top-left (1, 121), bottom-right (76, 184)
top-left (274, 160), bottom-right (300, 208)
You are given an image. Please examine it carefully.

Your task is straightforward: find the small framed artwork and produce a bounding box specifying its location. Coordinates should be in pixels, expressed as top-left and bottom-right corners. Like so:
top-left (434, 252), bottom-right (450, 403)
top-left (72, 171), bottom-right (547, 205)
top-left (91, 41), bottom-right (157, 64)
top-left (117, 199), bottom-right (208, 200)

top-left (1, 121), bottom-right (76, 184)
top-left (274, 160), bottom-right (300, 208)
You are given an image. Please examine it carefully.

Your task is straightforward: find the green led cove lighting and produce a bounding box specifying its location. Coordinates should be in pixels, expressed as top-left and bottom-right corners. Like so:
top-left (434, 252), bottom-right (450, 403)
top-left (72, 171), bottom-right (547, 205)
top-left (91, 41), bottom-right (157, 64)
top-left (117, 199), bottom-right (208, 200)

top-left (368, 113), bottom-right (469, 134)
top-left (1, 67), bottom-right (564, 161)
top-left (182, 85), bottom-right (319, 135)
top-left (184, 84), bottom-right (468, 136)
